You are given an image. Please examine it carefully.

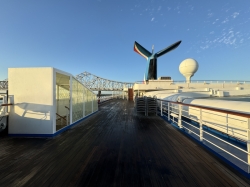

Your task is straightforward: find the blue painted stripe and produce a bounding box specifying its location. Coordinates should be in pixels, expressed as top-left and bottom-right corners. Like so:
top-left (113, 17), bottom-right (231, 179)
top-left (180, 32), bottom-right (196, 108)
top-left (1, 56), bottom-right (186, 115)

top-left (8, 133), bottom-right (55, 138)
top-left (9, 110), bottom-right (99, 138)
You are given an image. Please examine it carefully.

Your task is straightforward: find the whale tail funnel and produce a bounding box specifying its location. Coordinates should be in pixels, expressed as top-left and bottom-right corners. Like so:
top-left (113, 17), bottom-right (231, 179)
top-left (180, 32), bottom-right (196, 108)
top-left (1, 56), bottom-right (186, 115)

top-left (134, 40), bottom-right (181, 81)
top-left (134, 41), bottom-right (151, 60)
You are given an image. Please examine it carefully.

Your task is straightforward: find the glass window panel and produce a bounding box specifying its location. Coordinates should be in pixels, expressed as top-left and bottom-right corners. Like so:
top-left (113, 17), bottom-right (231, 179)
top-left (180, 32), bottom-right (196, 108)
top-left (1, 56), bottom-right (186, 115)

top-left (72, 78), bottom-right (85, 123)
top-left (56, 72), bottom-right (70, 131)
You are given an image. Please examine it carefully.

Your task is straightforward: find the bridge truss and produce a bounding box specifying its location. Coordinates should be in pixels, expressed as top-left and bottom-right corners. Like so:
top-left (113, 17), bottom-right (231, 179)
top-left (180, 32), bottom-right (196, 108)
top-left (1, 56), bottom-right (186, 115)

top-left (0, 79), bottom-right (8, 90)
top-left (75, 72), bottom-right (134, 91)
top-left (0, 72), bottom-right (134, 91)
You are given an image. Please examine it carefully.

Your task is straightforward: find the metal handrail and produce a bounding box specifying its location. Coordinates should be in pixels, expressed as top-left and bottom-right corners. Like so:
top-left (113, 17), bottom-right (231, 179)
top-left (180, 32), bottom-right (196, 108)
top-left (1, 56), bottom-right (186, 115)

top-left (56, 113), bottom-right (66, 121)
top-left (204, 138), bottom-right (249, 165)
top-left (158, 99), bottom-right (250, 118)
top-left (160, 99), bottom-right (249, 139)
top-left (0, 103), bottom-right (13, 106)
top-left (158, 98), bottom-right (250, 173)
top-left (134, 80), bottom-right (250, 84)
top-left (173, 80), bottom-right (250, 83)
top-left (182, 125), bottom-right (199, 137)
top-left (203, 130), bottom-right (248, 154)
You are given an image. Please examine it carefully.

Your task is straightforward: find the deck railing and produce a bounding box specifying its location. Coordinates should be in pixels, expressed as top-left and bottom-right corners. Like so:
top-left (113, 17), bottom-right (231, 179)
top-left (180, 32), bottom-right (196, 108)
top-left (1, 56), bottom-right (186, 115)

top-left (0, 93), bottom-right (9, 116)
top-left (173, 80), bottom-right (250, 84)
top-left (56, 113), bottom-right (68, 126)
top-left (134, 80), bottom-right (250, 84)
top-left (98, 94), bottom-right (124, 104)
top-left (0, 105), bottom-right (7, 117)
top-left (157, 99), bottom-right (250, 174)
top-left (98, 96), bottom-right (114, 103)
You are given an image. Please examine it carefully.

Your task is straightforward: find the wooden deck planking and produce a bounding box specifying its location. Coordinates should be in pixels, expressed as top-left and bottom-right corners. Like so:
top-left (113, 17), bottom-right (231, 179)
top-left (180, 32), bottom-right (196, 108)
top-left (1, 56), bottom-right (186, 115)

top-left (0, 99), bottom-right (250, 186)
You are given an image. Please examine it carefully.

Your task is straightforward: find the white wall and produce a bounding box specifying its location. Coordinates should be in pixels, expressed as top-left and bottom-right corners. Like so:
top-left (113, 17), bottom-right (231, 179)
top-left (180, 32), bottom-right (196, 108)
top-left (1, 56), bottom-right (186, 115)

top-left (8, 67), bottom-right (98, 136)
top-left (134, 81), bottom-right (250, 93)
top-left (8, 67), bottom-right (55, 135)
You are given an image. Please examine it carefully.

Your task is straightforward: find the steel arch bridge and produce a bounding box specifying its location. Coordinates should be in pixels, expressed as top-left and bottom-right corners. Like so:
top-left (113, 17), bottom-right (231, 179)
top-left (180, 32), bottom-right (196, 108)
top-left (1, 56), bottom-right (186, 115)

top-left (0, 79), bottom-right (8, 90)
top-left (0, 72), bottom-right (134, 91)
top-left (75, 72), bottom-right (134, 91)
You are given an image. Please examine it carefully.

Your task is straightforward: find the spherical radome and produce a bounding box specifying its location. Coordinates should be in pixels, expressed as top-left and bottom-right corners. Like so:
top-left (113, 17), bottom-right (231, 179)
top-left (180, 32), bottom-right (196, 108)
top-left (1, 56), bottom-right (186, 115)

top-left (179, 58), bottom-right (199, 75)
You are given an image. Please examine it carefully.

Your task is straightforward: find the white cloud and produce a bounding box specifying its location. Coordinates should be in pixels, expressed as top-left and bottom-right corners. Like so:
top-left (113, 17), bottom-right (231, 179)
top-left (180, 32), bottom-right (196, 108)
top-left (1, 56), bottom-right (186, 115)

top-left (210, 31), bottom-right (215, 34)
top-left (220, 30), bottom-right (236, 45)
top-left (174, 6), bottom-right (180, 11)
top-left (200, 45), bottom-right (209, 50)
top-left (232, 12), bottom-right (239, 18)
top-left (208, 13), bottom-right (213, 18)
top-left (213, 18), bottom-right (219, 24)
top-left (151, 17), bottom-right (155, 22)
top-left (222, 18), bottom-right (229, 24)
top-left (213, 38), bottom-right (219, 43)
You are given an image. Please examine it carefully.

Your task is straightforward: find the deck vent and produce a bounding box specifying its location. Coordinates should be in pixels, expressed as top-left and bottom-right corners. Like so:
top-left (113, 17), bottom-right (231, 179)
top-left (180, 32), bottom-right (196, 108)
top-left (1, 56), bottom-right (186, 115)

top-left (158, 76), bottom-right (171, 80)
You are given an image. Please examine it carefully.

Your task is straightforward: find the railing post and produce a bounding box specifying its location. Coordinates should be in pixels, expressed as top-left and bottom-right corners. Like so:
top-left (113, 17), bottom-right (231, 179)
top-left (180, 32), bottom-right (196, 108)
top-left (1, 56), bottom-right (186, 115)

top-left (69, 76), bottom-right (72, 125)
top-left (168, 102), bottom-right (170, 121)
top-left (92, 95), bottom-right (93, 113)
top-left (178, 104), bottom-right (182, 128)
top-left (247, 118), bottom-right (250, 173)
top-left (226, 113), bottom-right (228, 135)
top-left (3, 96), bottom-right (7, 114)
top-left (199, 108), bottom-right (203, 142)
top-left (83, 90), bottom-right (85, 117)
top-left (160, 101), bottom-right (163, 116)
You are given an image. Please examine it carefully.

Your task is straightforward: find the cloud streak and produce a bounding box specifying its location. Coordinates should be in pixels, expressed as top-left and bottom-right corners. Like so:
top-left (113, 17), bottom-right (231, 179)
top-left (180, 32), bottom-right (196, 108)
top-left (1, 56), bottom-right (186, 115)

top-left (232, 12), bottom-right (239, 18)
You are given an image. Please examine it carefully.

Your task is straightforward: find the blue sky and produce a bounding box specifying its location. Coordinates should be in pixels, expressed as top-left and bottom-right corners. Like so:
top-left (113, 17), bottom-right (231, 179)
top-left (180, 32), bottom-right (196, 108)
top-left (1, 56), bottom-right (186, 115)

top-left (0, 0), bottom-right (250, 82)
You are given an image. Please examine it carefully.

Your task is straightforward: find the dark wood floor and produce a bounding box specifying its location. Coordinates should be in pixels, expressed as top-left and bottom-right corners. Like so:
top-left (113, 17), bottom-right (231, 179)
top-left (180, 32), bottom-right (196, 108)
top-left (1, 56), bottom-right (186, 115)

top-left (0, 99), bottom-right (250, 187)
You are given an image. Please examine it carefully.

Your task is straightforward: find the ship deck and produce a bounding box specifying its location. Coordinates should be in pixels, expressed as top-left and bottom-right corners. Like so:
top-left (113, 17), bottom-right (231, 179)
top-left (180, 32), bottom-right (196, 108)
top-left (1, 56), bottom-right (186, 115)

top-left (0, 99), bottom-right (250, 186)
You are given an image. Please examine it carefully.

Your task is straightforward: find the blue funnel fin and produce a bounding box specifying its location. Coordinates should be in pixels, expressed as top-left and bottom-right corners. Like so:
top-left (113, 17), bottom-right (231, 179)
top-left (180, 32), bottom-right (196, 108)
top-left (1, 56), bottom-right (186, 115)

top-left (156, 40), bottom-right (182, 57)
top-left (134, 41), bottom-right (152, 60)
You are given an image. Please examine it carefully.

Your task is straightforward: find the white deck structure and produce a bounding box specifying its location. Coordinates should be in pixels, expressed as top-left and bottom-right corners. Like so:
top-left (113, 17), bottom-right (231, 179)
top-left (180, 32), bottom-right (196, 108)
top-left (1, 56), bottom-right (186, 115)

top-left (133, 80), bottom-right (250, 98)
top-left (8, 67), bottom-right (98, 137)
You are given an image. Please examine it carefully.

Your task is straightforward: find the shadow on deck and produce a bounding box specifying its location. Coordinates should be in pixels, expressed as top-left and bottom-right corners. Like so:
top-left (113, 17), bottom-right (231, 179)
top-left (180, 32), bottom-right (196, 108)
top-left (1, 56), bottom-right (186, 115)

top-left (0, 99), bottom-right (250, 186)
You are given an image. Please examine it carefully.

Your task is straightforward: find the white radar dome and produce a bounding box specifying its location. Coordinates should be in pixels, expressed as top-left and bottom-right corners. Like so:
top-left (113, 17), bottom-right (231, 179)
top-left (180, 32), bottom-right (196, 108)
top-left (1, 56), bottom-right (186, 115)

top-left (179, 58), bottom-right (199, 83)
